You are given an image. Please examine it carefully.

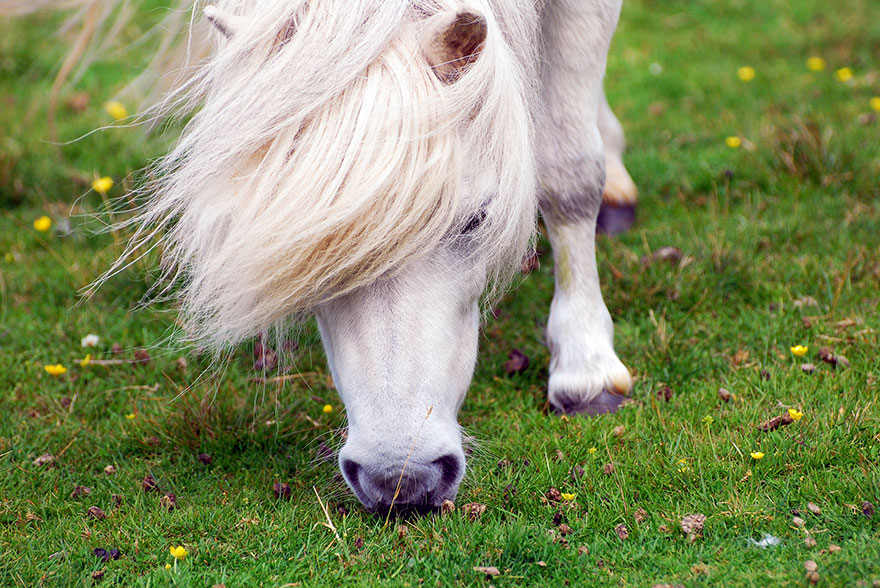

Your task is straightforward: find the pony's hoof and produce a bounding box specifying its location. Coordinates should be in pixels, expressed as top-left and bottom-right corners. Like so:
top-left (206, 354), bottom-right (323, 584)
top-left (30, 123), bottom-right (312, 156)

top-left (551, 389), bottom-right (628, 416)
top-left (596, 203), bottom-right (635, 235)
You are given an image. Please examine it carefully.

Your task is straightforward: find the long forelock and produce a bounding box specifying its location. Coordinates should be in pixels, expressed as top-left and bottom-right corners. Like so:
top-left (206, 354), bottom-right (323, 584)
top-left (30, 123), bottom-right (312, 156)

top-left (105, 0), bottom-right (538, 350)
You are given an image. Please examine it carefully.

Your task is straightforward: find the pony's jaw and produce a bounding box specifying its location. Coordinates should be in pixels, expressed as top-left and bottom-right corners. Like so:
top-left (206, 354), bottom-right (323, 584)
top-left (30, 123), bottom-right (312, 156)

top-left (315, 253), bottom-right (482, 510)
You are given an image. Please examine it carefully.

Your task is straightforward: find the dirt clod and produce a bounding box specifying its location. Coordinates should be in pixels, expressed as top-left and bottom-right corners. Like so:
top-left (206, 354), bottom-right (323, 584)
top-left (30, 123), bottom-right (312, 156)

top-left (103, 465), bottom-right (116, 475)
top-left (441, 500), bottom-right (455, 515)
top-left (142, 475), bottom-right (158, 492)
top-left (805, 535), bottom-right (817, 547)
top-left (807, 502), bottom-right (821, 515)
top-left (504, 349), bottom-right (530, 375)
top-left (806, 571), bottom-right (820, 585)
top-left (473, 566), bottom-right (501, 577)
top-left (577, 545), bottom-right (589, 556)
top-left (87, 506), bottom-right (106, 520)
top-left (828, 544), bottom-right (841, 553)
top-left (111, 343), bottom-right (123, 355)
top-left (463, 502), bottom-right (487, 521)
top-left (603, 463), bottom-right (615, 476)
top-left (615, 523), bottom-right (629, 540)
top-left (133, 349), bottom-right (151, 365)
top-left (800, 363), bottom-right (816, 374)
top-left (793, 516), bottom-right (806, 527)
top-left (273, 482), bottom-right (292, 500)
top-left (862, 501), bottom-right (875, 518)
top-left (91, 570), bottom-right (104, 580)
top-left (546, 487), bottom-right (562, 502)
top-left (635, 507), bottom-right (648, 524)
top-left (558, 523), bottom-right (572, 536)
top-left (613, 425), bottom-right (626, 438)
top-left (61, 397), bottom-right (72, 409)
top-left (804, 560), bottom-right (818, 572)
top-left (718, 388), bottom-right (731, 402)
top-left (197, 453), bottom-right (213, 465)
top-left (112, 494), bottom-right (123, 509)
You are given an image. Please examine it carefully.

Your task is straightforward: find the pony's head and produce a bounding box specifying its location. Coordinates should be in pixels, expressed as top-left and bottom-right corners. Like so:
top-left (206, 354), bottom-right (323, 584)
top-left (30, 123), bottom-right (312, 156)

top-left (114, 0), bottom-right (537, 511)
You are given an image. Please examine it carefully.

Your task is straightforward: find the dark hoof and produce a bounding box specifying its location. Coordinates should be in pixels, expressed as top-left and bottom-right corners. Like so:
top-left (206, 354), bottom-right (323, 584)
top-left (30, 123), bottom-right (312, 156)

top-left (552, 389), bottom-right (627, 416)
top-left (597, 203), bottom-right (635, 235)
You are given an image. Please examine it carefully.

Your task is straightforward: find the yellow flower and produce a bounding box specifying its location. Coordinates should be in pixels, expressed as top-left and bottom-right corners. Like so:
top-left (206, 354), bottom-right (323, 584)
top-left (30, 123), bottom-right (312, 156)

top-left (169, 545), bottom-right (187, 560)
top-left (737, 66), bottom-right (756, 82)
top-left (164, 563), bottom-right (171, 570)
top-left (806, 57), bottom-right (826, 72)
top-left (835, 67), bottom-right (853, 82)
top-left (788, 408), bottom-right (804, 421)
top-left (126, 413), bottom-right (136, 420)
top-left (561, 493), bottom-right (576, 501)
top-left (322, 404), bottom-right (333, 413)
top-left (790, 345), bottom-right (808, 357)
top-left (104, 101), bottom-right (128, 120)
top-left (80, 354), bottom-right (91, 367)
top-left (33, 216), bottom-right (52, 232)
top-left (750, 451), bottom-right (765, 460)
top-left (92, 176), bottom-right (114, 194)
top-left (870, 97), bottom-right (880, 112)
top-left (725, 136), bottom-right (742, 148)
top-left (44, 364), bottom-right (67, 376)
top-left (588, 447), bottom-right (597, 454)
top-left (3, 253), bottom-right (13, 263)
top-left (702, 415), bottom-right (714, 424)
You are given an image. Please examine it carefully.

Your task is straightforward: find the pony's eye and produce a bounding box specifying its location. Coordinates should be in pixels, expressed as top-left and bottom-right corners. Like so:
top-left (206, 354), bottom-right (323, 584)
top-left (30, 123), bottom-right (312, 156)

top-left (461, 210), bottom-right (486, 234)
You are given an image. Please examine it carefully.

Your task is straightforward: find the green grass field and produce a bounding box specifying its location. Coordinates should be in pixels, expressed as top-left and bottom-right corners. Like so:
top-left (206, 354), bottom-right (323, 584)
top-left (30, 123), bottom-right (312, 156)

top-left (2, 0), bottom-right (879, 585)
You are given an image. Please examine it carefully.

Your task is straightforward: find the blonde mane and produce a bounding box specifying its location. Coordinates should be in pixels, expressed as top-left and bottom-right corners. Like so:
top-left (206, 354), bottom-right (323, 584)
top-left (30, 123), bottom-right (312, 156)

top-left (26, 0), bottom-right (540, 350)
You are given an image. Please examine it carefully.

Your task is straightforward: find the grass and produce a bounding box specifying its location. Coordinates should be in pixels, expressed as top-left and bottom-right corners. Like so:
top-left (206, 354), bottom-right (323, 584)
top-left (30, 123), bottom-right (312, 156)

top-left (1, 0), bottom-right (879, 585)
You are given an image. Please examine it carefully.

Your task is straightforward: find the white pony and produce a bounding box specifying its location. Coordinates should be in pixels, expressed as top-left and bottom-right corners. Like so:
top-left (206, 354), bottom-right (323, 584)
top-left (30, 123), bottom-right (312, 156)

top-left (8, 0), bottom-right (637, 513)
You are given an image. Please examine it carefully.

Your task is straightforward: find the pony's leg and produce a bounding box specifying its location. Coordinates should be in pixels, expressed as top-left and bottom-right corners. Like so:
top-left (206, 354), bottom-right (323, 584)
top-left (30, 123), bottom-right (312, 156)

top-left (537, 0), bottom-right (632, 415)
top-left (597, 88), bottom-right (638, 234)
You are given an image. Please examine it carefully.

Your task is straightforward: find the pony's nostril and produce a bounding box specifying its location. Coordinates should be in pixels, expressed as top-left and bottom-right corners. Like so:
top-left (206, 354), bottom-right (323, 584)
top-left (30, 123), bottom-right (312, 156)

top-left (433, 453), bottom-right (462, 489)
top-left (341, 459), bottom-right (362, 492)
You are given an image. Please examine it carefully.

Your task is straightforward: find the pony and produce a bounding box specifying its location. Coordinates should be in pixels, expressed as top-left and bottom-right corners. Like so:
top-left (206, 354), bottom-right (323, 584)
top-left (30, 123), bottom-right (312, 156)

top-left (6, 0), bottom-right (638, 513)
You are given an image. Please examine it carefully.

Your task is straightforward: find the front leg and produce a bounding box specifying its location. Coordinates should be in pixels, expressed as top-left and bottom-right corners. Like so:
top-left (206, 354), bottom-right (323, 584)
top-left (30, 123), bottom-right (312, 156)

top-left (537, 0), bottom-right (632, 414)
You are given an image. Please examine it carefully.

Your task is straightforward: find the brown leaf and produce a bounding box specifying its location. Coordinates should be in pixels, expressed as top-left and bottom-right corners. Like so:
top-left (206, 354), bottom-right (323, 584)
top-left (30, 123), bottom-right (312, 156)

top-left (680, 514), bottom-right (706, 540)
top-left (521, 249), bottom-right (540, 274)
top-left (463, 502), bottom-right (487, 521)
top-left (603, 463), bottom-right (615, 476)
top-left (273, 482), bottom-right (292, 500)
top-left (558, 523), bottom-right (572, 536)
top-left (758, 412), bottom-right (794, 432)
top-left (504, 349), bottom-right (530, 375)
top-left (614, 523), bottom-right (629, 540)
top-left (87, 506), bottom-right (106, 520)
top-left (473, 566), bottom-right (500, 577)
top-left (160, 493), bottom-right (177, 512)
top-left (142, 475), bottom-right (158, 492)
top-left (577, 545), bottom-right (589, 556)
top-left (612, 425), bottom-right (626, 438)
top-left (545, 487), bottom-right (562, 502)
top-left (656, 386), bottom-right (673, 403)
top-left (634, 507), bottom-right (648, 524)
top-left (71, 486), bottom-right (92, 499)
top-left (33, 454), bottom-right (55, 467)
top-left (103, 465), bottom-right (117, 475)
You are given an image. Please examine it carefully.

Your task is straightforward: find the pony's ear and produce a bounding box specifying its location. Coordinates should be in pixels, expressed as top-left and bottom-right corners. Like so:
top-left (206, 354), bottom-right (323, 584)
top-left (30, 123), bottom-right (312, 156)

top-left (421, 11), bottom-right (487, 83)
top-left (204, 5), bottom-right (241, 39)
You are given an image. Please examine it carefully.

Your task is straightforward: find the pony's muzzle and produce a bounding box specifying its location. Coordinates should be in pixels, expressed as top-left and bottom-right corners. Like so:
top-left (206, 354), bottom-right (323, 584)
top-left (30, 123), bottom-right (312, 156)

top-left (341, 453), bottom-right (464, 513)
